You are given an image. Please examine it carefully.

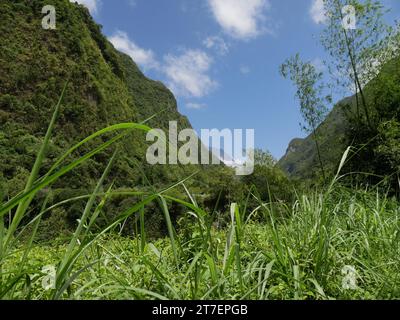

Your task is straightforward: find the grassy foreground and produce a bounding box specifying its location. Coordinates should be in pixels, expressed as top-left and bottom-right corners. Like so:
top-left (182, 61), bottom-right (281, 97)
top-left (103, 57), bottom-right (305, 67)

top-left (2, 186), bottom-right (399, 300)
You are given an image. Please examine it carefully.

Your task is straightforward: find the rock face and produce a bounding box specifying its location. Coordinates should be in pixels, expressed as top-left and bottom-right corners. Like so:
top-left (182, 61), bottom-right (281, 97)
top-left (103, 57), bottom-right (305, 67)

top-left (285, 138), bottom-right (304, 156)
top-left (279, 138), bottom-right (305, 175)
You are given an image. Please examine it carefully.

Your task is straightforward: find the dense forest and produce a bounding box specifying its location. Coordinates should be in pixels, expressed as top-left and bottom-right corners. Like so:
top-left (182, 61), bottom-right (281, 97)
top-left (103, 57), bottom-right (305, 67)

top-left (0, 0), bottom-right (399, 300)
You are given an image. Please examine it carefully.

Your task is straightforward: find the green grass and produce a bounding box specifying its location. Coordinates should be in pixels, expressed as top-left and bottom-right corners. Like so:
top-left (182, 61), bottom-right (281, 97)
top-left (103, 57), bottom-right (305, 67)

top-left (1, 186), bottom-right (399, 300)
top-left (0, 90), bottom-right (399, 300)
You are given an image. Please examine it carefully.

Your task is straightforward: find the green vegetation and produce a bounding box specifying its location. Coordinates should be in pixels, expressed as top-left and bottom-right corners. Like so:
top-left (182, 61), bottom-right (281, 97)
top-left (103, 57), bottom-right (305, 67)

top-left (3, 186), bottom-right (400, 300)
top-left (279, 53), bottom-right (400, 188)
top-left (1, 0), bottom-right (399, 300)
top-left (279, 0), bottom-right (400, 192)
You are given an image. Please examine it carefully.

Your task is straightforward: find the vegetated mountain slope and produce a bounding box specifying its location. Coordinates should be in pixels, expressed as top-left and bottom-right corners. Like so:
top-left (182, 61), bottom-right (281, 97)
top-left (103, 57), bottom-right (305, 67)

top-left (0, 0), bottom-right (199, 199)
top-left (278, 52), bottom-right (400, 181)
top-left (278, 97), bottom-right (353, 180)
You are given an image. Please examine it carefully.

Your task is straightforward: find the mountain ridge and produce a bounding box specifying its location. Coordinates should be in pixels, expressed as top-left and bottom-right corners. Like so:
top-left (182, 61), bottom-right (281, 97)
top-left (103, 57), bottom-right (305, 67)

top-left (0, 0), bottom-right (210, 231)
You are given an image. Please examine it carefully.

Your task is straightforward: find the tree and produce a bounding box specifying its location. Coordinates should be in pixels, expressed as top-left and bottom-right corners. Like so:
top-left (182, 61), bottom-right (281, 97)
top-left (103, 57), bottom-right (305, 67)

top-left (253, 148), bottom-right (276, 168)
top-left (320, 0), bottom-right (393, 128)
top-left (280, 54), bottom-right (331, 182)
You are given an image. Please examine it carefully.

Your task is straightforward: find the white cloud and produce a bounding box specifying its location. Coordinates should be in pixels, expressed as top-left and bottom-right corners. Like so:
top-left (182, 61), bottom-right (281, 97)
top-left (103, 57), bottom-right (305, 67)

top-left (186, 103), bottom-right (207, 110)
top-left (163, 49), bottom-right (218, 98)
top-left (208, 0), bottom-right (270, 40)
top-left (203, 36), bottom-right (229, 55)
top-left (108, 32), bottom-right (218, 99)
top-left (108, 31), bottom-right (159, 70)
top-left (70, 0), bottom-right (100, 14)
top-left (310, 0), bottom-right (327, 24)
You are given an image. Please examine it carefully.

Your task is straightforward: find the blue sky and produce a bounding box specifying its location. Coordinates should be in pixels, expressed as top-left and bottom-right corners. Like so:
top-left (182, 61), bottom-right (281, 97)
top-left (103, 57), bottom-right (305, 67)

top-left (71, 0), bottom-right (399, 159)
